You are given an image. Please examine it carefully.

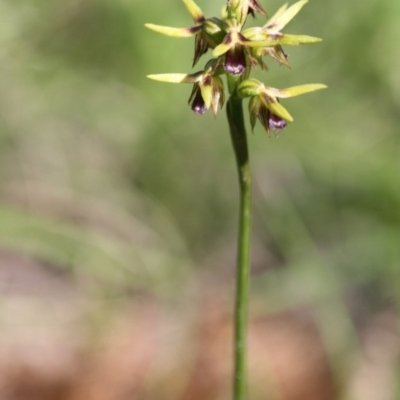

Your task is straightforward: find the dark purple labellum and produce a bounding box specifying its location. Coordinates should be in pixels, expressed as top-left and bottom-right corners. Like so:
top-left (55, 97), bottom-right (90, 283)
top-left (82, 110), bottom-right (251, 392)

top-left (224, 45), bottom-right (246, 76)
top-left (269, 113), bottom-right (287, 131)
top-left (191, 89), bottom-right (207, 115)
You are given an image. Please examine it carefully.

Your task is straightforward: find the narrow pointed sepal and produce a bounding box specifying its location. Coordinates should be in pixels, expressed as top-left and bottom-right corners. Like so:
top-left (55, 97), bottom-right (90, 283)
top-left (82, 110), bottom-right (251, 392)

top-left (271, 83), bottom-right (327, 98)
top-left (265, 3), bottom-right (288, 27)
top-left (145, 23), bottom-right (201, 37)
top-left (228, 0), bottom-right (249, 27)
top-left (147, 73), bottom-right (202, 83)
top-left (272, 34), bottom-right (322, 45)
top-left (214, 80), bottom-right (225, 116)
top-left (182, 0), bottom-right (204, 23)
top-left (248, 0), bottom-right (268, 17)
top-left (193, 34), bottom-right (209, 66)
top-left (249, 97), bottom-right (259, 131)
top-left (245, 34), bottom-right (321, 48)
top-left (264, 0), bottom-right (308, 31)
top-left (265, 45), bottom-right (290, 67)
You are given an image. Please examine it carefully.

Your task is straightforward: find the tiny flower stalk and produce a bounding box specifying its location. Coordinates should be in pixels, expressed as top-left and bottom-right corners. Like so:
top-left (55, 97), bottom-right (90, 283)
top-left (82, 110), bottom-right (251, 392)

top-left (146, 1), bottom-right (326, 399)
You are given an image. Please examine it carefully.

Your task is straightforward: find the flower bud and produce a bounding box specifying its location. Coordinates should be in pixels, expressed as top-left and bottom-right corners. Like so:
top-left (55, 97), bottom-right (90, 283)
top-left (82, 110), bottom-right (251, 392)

top-left (237, 78), bottom-right (262, 98)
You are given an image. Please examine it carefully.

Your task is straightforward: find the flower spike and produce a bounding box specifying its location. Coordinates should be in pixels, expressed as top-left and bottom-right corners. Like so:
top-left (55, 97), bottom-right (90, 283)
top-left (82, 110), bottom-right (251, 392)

top-left (147, 0), bottom-right (326, 127)
top-left (146, 4), bottom-right (326, 400)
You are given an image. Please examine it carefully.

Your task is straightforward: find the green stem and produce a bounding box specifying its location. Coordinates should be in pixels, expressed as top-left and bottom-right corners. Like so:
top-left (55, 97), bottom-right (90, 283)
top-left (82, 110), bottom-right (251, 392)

top-left (227, 96), bottom-right (252, 400)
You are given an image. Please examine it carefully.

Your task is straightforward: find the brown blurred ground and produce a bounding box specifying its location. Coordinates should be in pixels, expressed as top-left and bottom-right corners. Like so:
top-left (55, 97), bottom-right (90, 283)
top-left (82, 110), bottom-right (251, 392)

top-left (1, 251), bottom-right (399, 400)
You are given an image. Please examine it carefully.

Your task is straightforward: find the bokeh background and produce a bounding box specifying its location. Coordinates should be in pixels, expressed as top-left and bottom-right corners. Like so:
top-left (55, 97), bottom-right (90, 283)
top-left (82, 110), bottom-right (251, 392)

top-left (1, 0), bottom-right (400, 399)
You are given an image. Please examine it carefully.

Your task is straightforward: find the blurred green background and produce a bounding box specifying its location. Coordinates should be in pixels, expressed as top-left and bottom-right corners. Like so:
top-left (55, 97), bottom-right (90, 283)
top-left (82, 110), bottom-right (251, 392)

top-left (1, 0), bottom-right (400, 399)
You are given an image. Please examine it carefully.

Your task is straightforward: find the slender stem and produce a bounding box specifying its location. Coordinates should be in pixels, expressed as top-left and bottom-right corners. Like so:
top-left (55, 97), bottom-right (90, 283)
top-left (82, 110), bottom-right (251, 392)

top-left (227, 96), bottom-right (252, 400)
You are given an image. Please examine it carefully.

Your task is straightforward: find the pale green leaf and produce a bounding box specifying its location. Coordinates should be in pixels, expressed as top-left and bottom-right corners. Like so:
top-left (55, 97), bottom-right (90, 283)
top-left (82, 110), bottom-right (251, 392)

top-left (0, 204), bottom-right (179, 290)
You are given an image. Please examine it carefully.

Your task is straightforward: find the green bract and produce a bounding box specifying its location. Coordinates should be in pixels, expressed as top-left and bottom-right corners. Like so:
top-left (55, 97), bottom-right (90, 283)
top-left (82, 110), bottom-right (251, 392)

top-left (146, 0), bottom-right (326, 135)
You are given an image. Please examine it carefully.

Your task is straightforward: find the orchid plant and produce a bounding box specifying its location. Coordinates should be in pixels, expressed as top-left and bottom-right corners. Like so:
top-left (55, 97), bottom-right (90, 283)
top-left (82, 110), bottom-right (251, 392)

top-left (146, 1), bottom-right (326, 399)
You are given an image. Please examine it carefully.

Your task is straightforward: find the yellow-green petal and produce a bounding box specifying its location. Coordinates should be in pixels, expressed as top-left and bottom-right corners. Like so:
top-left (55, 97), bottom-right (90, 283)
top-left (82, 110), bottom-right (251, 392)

top-left (262, 98), bottom-right (294, 122)
top-left (271, 84), bottom-right (327, 98)
top-left (145, 23), bottom-right (199, 38)
top-left (213, 41), bottom-right (234, 57)
top-left (182, 0), bottom-right (204, 22)
top-left (200, 84), bottom-right (213, 109)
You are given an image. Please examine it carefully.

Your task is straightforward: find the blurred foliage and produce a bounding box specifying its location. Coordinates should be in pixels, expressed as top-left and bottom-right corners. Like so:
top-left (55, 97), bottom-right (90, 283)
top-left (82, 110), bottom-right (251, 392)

top-left (1, 0), bottom-right (400, 397)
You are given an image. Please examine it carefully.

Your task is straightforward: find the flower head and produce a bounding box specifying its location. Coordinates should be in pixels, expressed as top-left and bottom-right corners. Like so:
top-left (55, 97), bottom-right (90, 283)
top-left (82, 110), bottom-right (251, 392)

top-left (145, 0), bottom-right (225, 66)
top-left (248, 95), bottom-right (287, 136)
top-left (212, 19), bottom-right (263, 75)
top-left (242, 0), bottom-right (322, 68)
top-left (238, 78), bottom-right (327, 136)
top-left (188, 72), bottom-right (225, 115)
top-left (147, 63), bottom-right (225, 116)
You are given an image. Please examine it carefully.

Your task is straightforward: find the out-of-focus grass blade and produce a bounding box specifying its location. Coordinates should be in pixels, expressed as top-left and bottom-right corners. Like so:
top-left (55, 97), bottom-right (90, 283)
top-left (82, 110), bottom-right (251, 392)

top-left (0, 204), bottom-right (189, 293)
